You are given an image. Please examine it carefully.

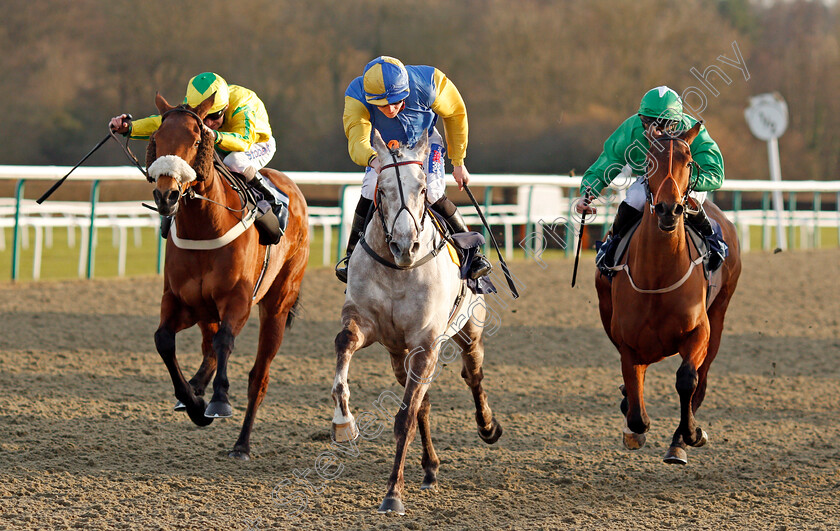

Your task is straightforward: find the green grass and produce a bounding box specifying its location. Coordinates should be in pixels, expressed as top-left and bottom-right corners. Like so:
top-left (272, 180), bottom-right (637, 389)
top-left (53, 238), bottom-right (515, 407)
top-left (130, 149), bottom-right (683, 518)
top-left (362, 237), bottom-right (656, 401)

top-left (1, 224), bottom-right (838, 282)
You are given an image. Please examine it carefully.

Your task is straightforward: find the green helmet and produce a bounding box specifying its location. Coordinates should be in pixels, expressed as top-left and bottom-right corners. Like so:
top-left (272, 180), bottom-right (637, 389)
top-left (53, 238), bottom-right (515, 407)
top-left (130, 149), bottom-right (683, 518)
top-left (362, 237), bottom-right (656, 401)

top-left (638, 86), bottom-right (683, 122)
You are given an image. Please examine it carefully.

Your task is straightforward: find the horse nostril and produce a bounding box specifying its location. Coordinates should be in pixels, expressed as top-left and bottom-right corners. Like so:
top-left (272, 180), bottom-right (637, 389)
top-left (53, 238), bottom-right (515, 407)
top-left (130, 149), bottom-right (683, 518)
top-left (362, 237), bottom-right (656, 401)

top-left (389, 242), bottom-right (400, 256)
top-left (411, 241), bottom-right (420, 254)
top-left (164, 190), bottom-right (179, 207)
top-left (153, 189), bottom-right (162, 202)
top-left (654, 203), bottom-right (665, 215)
top-left (675, 204), bottom-right (685, 216)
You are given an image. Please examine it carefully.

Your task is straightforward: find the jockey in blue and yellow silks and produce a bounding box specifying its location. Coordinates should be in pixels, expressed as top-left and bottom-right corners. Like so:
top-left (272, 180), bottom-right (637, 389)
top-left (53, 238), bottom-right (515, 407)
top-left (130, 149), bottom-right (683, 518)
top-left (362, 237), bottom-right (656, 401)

top-left (109, 73), bottom-right (287, 241)
top-left (335, 56), bottom-right (492, 283)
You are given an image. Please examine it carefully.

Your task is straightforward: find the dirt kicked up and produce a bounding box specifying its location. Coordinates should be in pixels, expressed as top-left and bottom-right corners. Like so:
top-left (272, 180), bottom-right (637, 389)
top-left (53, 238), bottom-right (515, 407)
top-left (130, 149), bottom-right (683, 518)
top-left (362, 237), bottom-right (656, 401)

top-left (1, 249), bottom-right (838, 530)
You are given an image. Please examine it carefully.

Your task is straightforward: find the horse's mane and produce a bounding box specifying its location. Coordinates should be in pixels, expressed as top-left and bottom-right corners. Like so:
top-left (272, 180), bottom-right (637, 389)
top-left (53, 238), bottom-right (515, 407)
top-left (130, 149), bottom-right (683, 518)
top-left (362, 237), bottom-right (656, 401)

top-left (146, 105), bottom-right (215, 181)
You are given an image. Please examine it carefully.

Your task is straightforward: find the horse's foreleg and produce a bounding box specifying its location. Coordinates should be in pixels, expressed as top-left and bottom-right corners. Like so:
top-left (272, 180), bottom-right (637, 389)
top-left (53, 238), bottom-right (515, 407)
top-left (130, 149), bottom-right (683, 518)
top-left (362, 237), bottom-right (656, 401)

top-left (379, 344), bottom-right (438, 515)
top-left (155, 292), bottom-right (209, 426)
top-left (205, 294), bottom-right (251, 419)
top-left (620, 348), bottom-right (649, 450)
top-left (230, 294), bottom-right (296, 460)
top-left (390, 350), bottom-right (439, 491)
top-left (190, 322), bottom-right (220, 397)
top-left (331, 316), bottom-right (370, 443)
top-left (670, 326), bottom-right (711, 455)
top-left (457, 328), bottom-right (503, 444)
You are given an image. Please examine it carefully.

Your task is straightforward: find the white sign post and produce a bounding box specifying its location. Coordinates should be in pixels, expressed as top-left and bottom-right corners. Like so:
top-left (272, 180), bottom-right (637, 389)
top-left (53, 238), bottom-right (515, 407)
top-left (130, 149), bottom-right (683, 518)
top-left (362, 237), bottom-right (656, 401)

top-left (744, 93), bottom-right (789, 250)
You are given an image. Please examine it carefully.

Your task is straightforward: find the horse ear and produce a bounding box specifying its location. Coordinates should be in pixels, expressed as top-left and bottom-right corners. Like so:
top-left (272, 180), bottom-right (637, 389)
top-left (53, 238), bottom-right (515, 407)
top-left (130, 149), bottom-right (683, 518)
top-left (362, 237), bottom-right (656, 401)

top-left (371, 130), bottom-right (388, 158)
top-left (155, 92), bottom-right (174, 115)
top-left (195, 92), bottom-right (216, 119)
top-left (682, 121), bottom-right (703, 145)
top-left (413, 130), bottom-right (430, 159)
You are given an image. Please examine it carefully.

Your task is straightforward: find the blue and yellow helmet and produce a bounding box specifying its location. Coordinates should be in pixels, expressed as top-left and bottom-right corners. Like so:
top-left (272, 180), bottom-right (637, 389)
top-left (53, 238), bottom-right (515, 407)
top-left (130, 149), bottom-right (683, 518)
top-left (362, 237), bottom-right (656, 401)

top-left (363, 56), bottom-right (410, 106)
top-left (185, 72), bottom-right (229, 114)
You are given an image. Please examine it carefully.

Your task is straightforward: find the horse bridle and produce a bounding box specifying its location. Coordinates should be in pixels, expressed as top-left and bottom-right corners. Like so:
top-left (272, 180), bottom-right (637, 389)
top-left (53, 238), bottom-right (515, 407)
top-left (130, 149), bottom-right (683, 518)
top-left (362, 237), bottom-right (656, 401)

top-left (374, 145), bottom-right (427, 244)
top-left (644, 135), bottom-right (700, 213)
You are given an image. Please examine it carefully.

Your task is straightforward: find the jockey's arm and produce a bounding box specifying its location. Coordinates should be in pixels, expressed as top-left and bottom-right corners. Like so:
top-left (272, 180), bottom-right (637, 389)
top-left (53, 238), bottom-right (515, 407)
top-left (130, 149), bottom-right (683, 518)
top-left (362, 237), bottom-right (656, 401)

top-left (343, 96), bottom-right (378, 168)
top-left (688, 126), bottom-right (725, 192)
top-left (124, 115), bottom-right (162, 140)
top-left (429, 68), bottom-right (468, 168)
top-left (213, 104), bottom-right (258, 153)
top-left (580, 116), bottom-right (638, 199)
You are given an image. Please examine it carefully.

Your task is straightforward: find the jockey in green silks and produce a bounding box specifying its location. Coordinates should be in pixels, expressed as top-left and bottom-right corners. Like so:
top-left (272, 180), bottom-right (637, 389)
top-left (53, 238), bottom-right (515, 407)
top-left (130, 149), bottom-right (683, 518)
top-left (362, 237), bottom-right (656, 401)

top-left (576, 86), bottom-right (727, 274)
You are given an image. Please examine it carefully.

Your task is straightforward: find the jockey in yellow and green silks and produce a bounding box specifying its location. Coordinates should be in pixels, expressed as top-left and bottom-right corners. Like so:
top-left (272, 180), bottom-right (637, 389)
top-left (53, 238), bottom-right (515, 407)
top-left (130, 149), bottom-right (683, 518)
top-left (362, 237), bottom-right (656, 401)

top-left (109, 73), bottom-right (286, 233)
top-left (576, 86), bottom-right (727, 273)
top-left (335, 56), bottom-right (492, 283)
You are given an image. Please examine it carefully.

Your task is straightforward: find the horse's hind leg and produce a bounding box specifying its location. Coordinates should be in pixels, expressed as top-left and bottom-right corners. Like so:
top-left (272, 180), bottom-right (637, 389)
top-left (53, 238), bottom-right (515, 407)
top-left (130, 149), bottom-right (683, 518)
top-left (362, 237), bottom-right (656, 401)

top-left (155, 291), bottom-right (211, 426)
top-left (456, 320), bottom-right (502, 444)
top-left (331, 310), bottom-right (373, 443)
top-left (230, 288), bottom-right (299, 460)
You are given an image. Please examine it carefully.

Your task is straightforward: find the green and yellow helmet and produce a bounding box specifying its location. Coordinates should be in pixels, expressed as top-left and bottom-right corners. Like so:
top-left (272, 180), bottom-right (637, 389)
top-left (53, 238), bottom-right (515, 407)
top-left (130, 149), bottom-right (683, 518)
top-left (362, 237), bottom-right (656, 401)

top-left (638, 86), bottom-right (683, 122)
top-left (184, 72), bottom-right (229, 114)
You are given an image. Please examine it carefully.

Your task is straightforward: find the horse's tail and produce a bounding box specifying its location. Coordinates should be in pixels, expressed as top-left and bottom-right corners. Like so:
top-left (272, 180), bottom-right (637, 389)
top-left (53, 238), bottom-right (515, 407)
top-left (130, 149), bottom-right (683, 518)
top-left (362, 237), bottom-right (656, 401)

top-left (286, 294), bottom-right (301, 330)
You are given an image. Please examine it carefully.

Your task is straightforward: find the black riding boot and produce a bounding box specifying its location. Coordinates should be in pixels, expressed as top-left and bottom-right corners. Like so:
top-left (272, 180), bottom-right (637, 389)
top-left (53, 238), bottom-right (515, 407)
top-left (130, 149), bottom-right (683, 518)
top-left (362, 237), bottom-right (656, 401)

top-left (686, 205), bottom-right (726, 272)
top-left (596, 202), bottom-right (643, 274)
top-left (431, 197), bottom-right (493, 280)
top-left (247, 174), bottom-right (288, 243)
top-left (335, 197), bottom-right (373, 283)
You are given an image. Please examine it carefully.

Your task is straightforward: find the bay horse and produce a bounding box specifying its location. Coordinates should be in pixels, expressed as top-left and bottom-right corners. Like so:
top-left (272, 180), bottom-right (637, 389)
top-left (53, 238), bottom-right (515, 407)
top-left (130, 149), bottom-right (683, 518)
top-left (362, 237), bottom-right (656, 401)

top-left (595, 122), bottom-right (741, 464)
top-left (147, 93), bottom-right (309, 460)
top-left (331, 132), bottom-right (502, 514)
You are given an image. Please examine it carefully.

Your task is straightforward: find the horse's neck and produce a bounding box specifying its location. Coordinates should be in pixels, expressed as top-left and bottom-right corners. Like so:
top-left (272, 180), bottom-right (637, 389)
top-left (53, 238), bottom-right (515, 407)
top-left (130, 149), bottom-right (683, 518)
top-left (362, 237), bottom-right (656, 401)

top-left (174, 171), bottom-right (239, 239)
top-left (628, 210), bottom-right (692, 281)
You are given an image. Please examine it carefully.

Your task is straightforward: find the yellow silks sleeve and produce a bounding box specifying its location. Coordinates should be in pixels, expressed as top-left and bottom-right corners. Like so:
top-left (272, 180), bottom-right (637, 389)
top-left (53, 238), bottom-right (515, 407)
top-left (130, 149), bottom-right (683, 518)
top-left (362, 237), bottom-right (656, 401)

top-left (128, 115), bottom-right (162, 140)
top-left (343, 95), bottom-right (377, 167)
top-left (430, 68), bottom-right (468, 166)
top-left (214, 85), bottom-right (272, 153)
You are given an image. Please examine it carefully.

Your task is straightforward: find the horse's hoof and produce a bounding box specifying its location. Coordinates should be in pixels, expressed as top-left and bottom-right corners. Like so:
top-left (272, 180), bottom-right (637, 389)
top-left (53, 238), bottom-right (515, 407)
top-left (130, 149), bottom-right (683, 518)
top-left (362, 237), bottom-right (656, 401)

top-left (204, 401), bottom-right (233, 418)
top-left (663, 446), bottom-right (688, 465)
top-left (331, 421), bottom-right (359, 443)
top-left (420, 474), bottom-right (438, 491)
top-left (377, 497), bottom-right (406, 515)
top-left (691, 429), bottom-right (709, 448)
top-left (622, 429), bottom-right (646, 450)
top-left (173, 400), bottom-right (186, 411)
top-left (228, 450), bottom-right (251, 461)
top-left (186, 399), bottom-right (214, 427)
top-left (478, 417), bottom-right (503, 444)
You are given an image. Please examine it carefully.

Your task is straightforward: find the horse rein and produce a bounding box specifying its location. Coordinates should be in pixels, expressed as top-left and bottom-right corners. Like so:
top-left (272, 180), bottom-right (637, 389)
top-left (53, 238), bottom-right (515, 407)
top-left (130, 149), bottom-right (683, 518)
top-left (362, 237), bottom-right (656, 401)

top-left (645, 136), bottom-right (699, 212)
top-left (374, 148), bottom-right (427, 244)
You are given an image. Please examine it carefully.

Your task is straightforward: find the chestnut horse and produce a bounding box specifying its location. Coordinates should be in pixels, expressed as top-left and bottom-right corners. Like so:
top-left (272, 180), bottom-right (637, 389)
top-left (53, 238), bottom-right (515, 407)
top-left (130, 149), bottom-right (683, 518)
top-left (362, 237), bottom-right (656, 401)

top-left (148, 93), bottom-right (309, 459)
top-left (595, 122), bottom-right (741, 464)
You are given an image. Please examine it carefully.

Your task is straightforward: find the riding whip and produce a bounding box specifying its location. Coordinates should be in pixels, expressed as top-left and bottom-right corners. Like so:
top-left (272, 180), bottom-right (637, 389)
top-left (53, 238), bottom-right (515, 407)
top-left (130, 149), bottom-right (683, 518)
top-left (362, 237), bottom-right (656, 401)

top-left (463, 184), bottom-right (519, 299)
top-left (37, 114), bottom-right (148, 204)
top-left (571, 188), bottom-right (591, 287)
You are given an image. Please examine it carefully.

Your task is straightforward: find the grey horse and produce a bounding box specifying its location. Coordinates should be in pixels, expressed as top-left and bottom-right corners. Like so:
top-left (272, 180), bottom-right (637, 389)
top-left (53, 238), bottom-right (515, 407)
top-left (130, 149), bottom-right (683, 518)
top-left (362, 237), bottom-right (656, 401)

top-left (331, 131), bottom-right (503, 514)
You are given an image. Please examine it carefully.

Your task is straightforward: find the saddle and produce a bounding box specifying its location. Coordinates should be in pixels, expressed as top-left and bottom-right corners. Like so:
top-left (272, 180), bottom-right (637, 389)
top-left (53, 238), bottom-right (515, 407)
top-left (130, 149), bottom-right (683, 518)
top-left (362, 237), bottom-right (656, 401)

top-left (608, 218), bottom-right (728, 308)
top-left (428, 210), bottom-right (496, 295)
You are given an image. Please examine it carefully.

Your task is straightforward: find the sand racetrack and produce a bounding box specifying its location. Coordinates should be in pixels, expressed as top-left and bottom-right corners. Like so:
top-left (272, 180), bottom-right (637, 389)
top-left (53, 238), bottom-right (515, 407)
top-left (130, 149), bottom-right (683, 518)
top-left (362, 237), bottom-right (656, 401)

top-left (1, 249), bottom-right (839, 530)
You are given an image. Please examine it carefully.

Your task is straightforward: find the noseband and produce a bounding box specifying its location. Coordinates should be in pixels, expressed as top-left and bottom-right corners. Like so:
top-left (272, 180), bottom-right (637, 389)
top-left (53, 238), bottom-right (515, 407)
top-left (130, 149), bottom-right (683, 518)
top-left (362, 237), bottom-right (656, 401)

top-left (375, 147), bottom-right (427, 244)
top-left (645, 136), bottom-right (700, 213)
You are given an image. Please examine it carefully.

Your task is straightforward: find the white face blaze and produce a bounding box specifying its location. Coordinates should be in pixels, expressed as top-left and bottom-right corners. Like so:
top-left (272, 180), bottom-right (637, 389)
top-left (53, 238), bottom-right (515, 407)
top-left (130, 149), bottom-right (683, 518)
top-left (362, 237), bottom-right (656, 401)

top-left (148, 155), bottom-right (197, 184)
